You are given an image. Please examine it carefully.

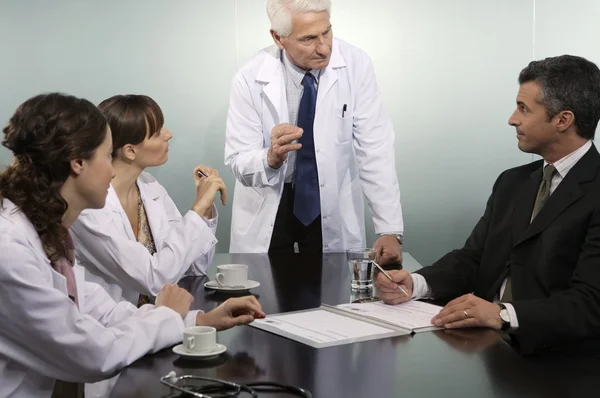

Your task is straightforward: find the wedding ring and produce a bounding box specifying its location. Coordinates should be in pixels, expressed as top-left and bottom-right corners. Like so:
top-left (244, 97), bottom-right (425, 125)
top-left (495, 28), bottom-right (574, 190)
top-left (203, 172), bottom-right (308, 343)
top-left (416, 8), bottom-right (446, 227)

top-left (463, 310), bottom-right (469, 318)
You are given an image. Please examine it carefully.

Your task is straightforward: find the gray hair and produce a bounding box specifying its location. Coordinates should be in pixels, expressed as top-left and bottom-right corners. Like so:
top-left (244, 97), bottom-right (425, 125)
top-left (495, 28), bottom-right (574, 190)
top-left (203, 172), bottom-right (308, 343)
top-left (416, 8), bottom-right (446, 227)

top-left (519, 55), bottom-right (600, 140)
top-left (267, 0), bottom-right (332, 37)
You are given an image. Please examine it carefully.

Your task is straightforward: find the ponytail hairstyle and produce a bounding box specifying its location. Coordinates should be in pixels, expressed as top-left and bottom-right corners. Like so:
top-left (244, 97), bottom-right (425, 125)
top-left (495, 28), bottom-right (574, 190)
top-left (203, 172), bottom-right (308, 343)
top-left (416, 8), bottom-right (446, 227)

top-left (0, 93), bottom-right (107, 260)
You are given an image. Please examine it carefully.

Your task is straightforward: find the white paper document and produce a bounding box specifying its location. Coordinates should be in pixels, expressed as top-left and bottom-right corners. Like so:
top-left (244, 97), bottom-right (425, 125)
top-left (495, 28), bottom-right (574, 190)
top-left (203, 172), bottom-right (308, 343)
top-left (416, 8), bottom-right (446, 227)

top-left (336, 300), bottom-right (442, 333)
top-left (251, 308), bottom-right (408, 348)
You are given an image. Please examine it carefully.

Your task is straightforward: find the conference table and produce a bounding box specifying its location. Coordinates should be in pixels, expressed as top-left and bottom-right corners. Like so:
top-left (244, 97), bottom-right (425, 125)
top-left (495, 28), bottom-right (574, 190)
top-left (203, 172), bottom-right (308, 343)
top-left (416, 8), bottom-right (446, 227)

top-left (103, 252), bottom-right (600, 398)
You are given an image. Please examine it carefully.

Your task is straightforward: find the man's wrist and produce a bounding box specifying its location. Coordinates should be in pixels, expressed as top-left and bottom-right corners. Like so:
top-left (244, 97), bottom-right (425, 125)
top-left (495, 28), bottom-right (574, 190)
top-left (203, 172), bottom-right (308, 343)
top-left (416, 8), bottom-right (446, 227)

top-left (266, 148), bottom-right (283, 169)
top-left (381, 233), bottom-right (403, 244)
top-left (497, 303), bottom-right (511, 331)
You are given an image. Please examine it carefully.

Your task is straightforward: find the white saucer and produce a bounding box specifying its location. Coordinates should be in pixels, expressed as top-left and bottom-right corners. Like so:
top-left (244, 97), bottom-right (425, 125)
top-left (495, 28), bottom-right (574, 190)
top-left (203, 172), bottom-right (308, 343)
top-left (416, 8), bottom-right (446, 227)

top-left (204, 280), bottom-right (260, 291)
top-left (172, 343), bottom-right (227, 360)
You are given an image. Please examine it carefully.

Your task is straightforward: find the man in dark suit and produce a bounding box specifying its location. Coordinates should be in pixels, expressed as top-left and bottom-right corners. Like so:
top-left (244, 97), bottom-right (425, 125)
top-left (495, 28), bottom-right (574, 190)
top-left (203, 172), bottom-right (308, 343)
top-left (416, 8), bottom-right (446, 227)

top-left (376, 54), bottom-right (600, 356)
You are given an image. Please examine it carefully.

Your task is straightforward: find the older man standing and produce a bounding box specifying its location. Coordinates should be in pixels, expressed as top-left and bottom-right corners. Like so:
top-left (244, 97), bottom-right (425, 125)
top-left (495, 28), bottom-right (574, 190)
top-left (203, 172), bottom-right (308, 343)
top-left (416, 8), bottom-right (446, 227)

top-left (225, 0), bottom-right (403, 262)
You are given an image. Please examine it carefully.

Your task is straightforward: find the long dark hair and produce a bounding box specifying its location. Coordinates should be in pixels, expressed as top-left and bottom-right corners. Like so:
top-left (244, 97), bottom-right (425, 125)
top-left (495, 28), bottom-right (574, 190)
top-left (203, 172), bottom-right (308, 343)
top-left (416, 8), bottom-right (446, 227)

top-left (0, 93), bottom-right (107, 260)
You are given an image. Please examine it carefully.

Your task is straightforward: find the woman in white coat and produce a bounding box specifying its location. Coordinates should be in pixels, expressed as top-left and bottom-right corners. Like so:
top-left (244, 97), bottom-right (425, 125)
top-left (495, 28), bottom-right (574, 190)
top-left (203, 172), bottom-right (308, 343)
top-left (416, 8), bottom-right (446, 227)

top-left (71, 95), bottom-right (226, 305)
top-left (0, 93), bottom-right (264, 398)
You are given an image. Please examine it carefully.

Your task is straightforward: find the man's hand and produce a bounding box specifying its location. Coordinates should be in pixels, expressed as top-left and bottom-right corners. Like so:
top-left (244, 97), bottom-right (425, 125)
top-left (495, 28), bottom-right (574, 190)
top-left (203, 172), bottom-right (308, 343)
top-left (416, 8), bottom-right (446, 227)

top-left (267, 123), bottom-right (303, 169)
top-left (196, 296), bottom-right (265, 331)
top-left (431, 294), bottom-right (503, 330)
top-left (373, 235), bottom-right (402, 265)
top-left (375, 269), bottom-right (413, 305)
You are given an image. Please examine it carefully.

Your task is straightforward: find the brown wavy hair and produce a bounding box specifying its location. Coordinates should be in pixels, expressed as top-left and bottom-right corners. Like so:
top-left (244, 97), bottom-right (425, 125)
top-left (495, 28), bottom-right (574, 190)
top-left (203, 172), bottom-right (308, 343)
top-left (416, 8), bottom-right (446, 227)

top-left (0, 93), bottom-right (107, 261)
top-left (97, 95), bottom-right (164, 157)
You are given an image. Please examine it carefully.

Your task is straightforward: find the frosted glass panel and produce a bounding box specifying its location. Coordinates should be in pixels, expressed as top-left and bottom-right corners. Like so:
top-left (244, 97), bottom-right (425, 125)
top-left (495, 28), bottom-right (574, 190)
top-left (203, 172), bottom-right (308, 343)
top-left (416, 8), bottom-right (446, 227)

top-left (535, 0), bottom-right (600, 65)
top-left (0, 0), bottom-right (238, 252)
top-left (6, 0), bottom-right (593, 263)
top-left (235, 0), bottom-right (273, 66)
top-left (334, 0), bottom-right (534, 265)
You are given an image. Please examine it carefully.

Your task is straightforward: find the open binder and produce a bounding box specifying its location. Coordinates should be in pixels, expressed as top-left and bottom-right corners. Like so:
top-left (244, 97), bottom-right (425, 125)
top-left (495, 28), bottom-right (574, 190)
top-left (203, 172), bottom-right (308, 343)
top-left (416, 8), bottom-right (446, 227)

top-left (251, 300), bottom-right (442, 348)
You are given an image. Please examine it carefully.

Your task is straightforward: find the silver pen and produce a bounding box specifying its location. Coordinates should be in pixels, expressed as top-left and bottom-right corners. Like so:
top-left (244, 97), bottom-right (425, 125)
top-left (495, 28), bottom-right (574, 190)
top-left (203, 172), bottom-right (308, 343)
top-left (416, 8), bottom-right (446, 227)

top-left (196, 169), bottom-right (208, 178)
top-left (372, 260), bottom-right (410, 297)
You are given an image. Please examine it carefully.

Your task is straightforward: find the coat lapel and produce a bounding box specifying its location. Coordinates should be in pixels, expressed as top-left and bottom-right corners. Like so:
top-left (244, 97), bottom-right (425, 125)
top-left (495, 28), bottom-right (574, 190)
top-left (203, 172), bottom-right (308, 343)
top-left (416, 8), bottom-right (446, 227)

top-left (511, 165), bottom-right (542, 246)
top-left (256, 45), bottom-right (287, 126)
top-left (515, 145), bottom-right (600, 246)
top-left (256, 39), bottom-right (347, 122)
top-left (316, 40), bottom-right (345, 102)
top-left (105, 185), bottom-right (136, 241)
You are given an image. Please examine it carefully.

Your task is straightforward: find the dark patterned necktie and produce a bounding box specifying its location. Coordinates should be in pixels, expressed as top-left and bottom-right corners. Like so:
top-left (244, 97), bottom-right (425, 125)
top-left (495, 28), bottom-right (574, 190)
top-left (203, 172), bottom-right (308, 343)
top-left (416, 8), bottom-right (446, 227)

top-left (293, 72), bottom-right (321, 226)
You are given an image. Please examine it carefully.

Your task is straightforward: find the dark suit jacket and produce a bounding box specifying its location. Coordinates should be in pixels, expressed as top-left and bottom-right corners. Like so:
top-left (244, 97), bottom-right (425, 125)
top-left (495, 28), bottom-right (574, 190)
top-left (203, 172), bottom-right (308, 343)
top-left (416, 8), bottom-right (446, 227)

top-left (417, 144), bottom-right (600, 355)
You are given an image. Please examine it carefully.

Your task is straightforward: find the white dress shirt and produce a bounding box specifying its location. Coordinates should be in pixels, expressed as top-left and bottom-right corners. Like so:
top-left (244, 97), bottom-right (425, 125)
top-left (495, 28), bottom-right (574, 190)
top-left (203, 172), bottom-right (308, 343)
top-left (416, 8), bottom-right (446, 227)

top-left (412, 140), bottom-right (593, 329)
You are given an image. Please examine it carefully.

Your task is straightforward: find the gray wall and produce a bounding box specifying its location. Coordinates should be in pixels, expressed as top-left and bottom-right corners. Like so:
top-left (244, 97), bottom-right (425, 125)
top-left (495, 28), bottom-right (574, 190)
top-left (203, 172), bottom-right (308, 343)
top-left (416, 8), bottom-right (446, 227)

top-left (1, 1), bottom-right (599, 266)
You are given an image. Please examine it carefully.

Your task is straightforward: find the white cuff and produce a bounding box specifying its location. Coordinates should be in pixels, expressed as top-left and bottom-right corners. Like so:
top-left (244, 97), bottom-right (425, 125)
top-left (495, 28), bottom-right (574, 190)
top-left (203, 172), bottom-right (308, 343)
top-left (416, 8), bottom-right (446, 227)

top-left (410, 273), bottom-right (433, 300)
top-left (501, 302), bottom-right (519, 330)
top-left (183, 310), bottom-right (203, 327)
top-left (379, 232), bottom-right (403, 238)
top-left (262, 148), bottom-right (282, 182)
top-left (183, 211), bottom-right (218, 247)
top-left (201, 205), bottom-right (218, 229)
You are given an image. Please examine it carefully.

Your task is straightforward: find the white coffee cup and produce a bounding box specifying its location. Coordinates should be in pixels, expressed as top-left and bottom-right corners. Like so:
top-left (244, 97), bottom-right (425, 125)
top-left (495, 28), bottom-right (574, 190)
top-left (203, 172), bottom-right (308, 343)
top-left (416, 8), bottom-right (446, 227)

top-left (183, 326), bottom-right (217, 353)
top-left (215, 264), bottom-right (248, 287)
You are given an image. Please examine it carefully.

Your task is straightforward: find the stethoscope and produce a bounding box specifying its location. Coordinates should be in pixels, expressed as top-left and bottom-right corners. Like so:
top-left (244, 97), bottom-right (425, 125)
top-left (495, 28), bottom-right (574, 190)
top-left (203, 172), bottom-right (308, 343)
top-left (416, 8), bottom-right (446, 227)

top-left (160, 371), bottom-right (312, 398)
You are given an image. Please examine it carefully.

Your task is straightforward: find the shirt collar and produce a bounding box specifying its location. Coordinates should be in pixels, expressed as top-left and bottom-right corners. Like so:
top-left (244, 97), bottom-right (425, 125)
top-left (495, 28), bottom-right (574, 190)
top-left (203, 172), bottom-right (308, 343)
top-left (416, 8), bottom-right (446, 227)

top-left (282, 50), bottom-right (321, 88)
top-left (543, 140), bottom-right (592, 178)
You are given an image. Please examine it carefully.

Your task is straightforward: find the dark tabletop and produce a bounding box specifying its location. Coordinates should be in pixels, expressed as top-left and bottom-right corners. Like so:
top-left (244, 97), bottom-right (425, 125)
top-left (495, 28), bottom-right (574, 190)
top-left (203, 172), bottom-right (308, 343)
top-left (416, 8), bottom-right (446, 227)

top-left (104, 252), bottom-right (600, 398)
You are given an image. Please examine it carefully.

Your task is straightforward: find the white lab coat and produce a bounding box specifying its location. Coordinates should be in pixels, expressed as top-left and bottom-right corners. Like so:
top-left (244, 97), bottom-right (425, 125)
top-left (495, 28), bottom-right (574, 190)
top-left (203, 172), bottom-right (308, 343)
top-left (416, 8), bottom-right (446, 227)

top-left (225, 38), bottom-right (403, 253)
top-left (0, 199), bottom-right (193, 398)
top-left (71, 172), bottom-right (218, 304)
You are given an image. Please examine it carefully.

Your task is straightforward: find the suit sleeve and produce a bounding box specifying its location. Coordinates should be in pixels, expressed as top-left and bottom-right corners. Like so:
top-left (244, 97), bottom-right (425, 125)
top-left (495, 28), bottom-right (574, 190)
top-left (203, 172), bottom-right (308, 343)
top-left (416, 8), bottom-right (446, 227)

top-left (224, 72), bottom-right (282, 187)
top-left (352, 53), bottom-right (404, 234)
top-left (415, 172), bottom-right (505, 300)
top-left (512, 206), bottom-right (600, 354)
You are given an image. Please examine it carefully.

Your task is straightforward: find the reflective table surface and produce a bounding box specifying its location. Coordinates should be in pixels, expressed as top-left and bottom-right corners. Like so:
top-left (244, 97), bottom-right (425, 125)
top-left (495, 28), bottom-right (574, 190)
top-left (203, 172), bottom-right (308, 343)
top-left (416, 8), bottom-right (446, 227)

top-left (104, 252), bottom-right (599, 398)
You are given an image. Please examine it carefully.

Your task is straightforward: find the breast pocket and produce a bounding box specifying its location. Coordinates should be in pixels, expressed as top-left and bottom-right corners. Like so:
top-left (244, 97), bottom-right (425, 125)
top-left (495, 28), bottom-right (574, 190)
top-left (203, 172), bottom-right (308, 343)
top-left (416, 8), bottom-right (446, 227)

top-left (335, 105), bottom-right (353, 144)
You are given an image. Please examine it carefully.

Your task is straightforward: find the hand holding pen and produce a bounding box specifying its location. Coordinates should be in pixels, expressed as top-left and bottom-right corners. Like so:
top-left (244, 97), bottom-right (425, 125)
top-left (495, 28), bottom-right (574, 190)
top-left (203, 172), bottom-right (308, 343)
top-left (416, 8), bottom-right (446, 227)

top-left (191, 165), bottom-right (228, 217)
top-left (372, 260), bottom-right (410, 297)
top-left (373, 248), bottom-right (411, 300)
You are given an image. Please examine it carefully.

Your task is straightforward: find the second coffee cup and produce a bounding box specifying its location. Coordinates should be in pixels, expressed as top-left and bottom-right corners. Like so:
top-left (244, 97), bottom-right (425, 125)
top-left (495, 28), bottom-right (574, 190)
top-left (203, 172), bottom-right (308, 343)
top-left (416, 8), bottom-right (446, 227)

top-left (215, 263), bottom-right (248, 287)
